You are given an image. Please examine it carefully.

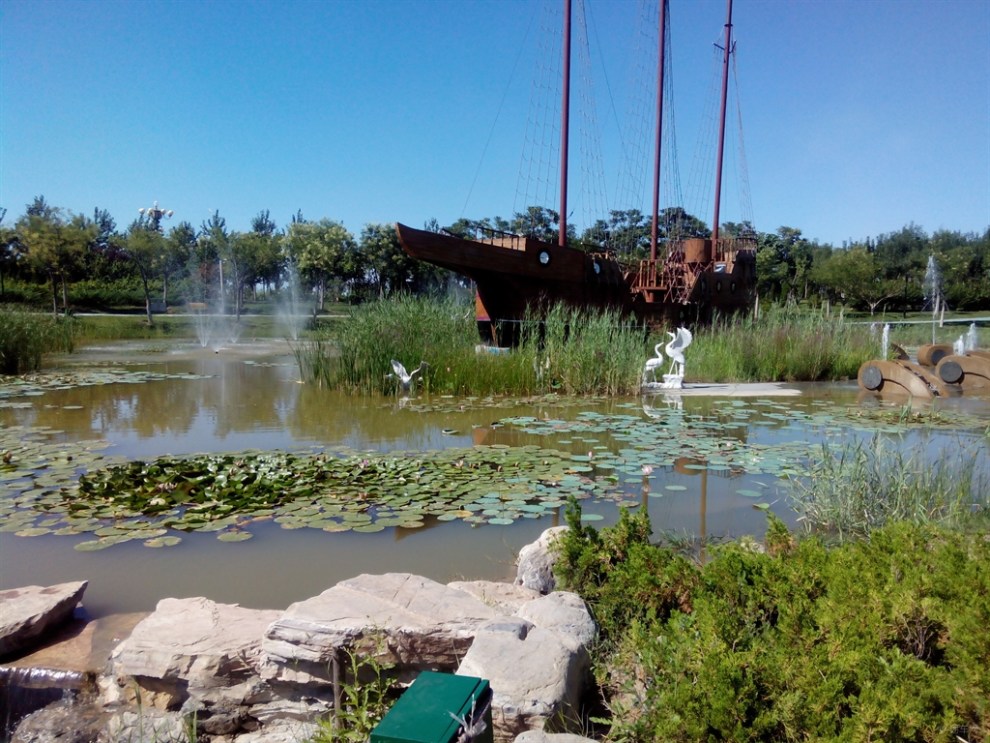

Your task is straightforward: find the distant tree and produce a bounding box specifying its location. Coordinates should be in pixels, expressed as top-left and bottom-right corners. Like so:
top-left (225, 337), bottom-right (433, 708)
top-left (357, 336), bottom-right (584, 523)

top-left (811, 247), bottom-right (899, 315)
top-left (163, 222), bottom-right (196, 307)
top-left (246, 210), bottom-right (283, 297)
top-left (123, 216), bottom-right (165, 325)
top-left (16, 201), bottom-right (94, 316)
top-left (0, 207), bottom-right (17, 298)
top-left (283, 219), bottom-right (359, 311)
top-left (361, 222), bottom-right (447, 298)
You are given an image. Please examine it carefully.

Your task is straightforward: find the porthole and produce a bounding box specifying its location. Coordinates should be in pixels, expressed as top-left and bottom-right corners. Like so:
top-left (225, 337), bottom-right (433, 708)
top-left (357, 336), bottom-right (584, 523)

top-left (715, 280), bottom-right (722, 293)
top-left (539, 251), bottom-right (551, 266)
top-left (593, 260), bottom-right (601, 275)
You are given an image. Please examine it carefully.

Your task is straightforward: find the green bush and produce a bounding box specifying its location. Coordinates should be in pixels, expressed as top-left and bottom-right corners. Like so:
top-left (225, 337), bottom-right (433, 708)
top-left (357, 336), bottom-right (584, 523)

top-left (555, 504), bottom-right (989, 742)
top-left (0, 306), bottom-right (76, 374)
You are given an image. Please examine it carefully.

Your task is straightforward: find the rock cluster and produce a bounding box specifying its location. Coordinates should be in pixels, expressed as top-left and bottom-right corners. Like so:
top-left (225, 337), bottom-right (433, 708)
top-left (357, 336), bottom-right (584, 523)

top-left (3, 527), bottom-right (599, 743)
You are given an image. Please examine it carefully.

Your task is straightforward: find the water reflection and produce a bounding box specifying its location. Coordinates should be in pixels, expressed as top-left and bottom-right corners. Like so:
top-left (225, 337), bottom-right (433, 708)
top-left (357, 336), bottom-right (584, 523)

top-left (1, 342), bottom-right (988, 617)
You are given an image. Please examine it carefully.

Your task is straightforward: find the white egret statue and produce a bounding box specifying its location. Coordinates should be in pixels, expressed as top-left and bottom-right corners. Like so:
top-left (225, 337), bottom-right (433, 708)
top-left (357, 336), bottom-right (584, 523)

top-left (642, 343), bottom-right (665, 386)
top-left (387, 359), bottom-right (428, 392)
top-left (665, 327), bottom-right (693, 378)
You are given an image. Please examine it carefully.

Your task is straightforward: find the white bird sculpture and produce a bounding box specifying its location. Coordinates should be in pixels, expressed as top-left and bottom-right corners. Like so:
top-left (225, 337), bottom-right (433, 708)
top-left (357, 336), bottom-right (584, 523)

top-left (387, 359), bottom-right (428, 392)
top-left (642, 343), bottom-right (665, 385)
top-left (665, 327), bottom-right (693, 377)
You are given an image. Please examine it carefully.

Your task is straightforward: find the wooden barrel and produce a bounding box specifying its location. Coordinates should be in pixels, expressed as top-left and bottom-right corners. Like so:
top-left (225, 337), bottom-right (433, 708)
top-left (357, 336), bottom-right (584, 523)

top-left (682, 238), bottom-right (711, 264)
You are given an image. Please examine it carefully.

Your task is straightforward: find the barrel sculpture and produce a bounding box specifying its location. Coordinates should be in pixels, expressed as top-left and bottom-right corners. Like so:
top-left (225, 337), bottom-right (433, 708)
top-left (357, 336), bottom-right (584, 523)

top-left (857, 359), bottom-right (950, 398)
top-left (917, 343), bottom-right (954, 367)
top-left (936, 353), bottom-right (990, 391)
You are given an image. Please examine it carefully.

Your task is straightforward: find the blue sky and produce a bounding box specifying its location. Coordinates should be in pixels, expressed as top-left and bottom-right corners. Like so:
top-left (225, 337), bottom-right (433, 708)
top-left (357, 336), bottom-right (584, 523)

top-left (2, 0), bottom-right (988, 247)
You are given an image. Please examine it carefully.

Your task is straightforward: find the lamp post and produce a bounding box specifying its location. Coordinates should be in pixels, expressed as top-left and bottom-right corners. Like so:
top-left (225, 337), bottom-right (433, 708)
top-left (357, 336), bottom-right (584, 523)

top-left (138, 201), bottom-right (174, 232)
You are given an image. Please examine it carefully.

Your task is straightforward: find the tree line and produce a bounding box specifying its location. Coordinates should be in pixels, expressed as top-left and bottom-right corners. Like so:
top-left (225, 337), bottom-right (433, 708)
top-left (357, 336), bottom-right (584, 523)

top-left (1, 197), bottom-right (987, 320)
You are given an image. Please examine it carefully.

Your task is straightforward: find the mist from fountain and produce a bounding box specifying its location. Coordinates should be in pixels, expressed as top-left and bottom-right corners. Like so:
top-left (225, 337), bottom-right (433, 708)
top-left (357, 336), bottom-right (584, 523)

top-left (967, 322), bottom-right (978, 351)
top-left (881, 323), bottom-right (890, 361)
top-left (277, 263), bottom-right (307, 341)
top-left (923, 255), bottom-right (944, 343)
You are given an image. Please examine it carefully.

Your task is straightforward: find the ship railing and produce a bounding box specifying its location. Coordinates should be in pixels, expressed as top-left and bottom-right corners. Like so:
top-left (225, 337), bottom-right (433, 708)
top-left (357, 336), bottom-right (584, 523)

top-left (442, 224), bottom-right (528, 251)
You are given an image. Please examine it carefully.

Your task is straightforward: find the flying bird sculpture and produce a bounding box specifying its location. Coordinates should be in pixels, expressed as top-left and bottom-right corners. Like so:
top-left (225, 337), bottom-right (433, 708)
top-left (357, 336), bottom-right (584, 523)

top-left (387, 359), bottom-right (428, 392)
top-left (642, 343), bottom-right (665, 385)
top-left (665, 327), bottom-right (693, 377)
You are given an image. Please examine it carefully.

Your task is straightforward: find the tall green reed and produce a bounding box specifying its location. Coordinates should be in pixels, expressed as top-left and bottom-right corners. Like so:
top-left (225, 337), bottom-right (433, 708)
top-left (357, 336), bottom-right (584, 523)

top-left (688, 304), bottom-right (873, 382)
top-left (0, 306), bottom-right (76, 374)
top-left (788, 435), bottom-right (989, 540)
top-left (293, 296), bottom-right (651, 396)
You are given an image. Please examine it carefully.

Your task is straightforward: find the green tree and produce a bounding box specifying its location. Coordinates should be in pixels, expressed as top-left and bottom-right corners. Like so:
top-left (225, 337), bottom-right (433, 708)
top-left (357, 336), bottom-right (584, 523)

top-left (16, 198), bottom-right (95, 317)
top-left (283, 219), bottom-right (358, 311)
top-left (123, 216), bottom-right (165, 325)
top-left (163, 222), bottom-right (196, 307)
top-left (812, 246), bottom-right (899, 314)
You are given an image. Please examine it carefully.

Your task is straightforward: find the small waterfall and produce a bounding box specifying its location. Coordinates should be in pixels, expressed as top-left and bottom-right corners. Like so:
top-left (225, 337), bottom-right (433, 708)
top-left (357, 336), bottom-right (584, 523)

top-left (0, 666), bottom-right (92, 738)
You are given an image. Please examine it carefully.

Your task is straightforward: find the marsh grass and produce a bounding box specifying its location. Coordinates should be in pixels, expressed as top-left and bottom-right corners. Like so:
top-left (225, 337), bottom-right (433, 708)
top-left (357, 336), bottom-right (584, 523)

top-left (294, 296), bottom-right (650, 396)
top-left (0, 306), bottom-right (77, 374)
top-left (789, 436), bottom-right (990, 540)
top-left (688, 305), bottom-right (872, 382)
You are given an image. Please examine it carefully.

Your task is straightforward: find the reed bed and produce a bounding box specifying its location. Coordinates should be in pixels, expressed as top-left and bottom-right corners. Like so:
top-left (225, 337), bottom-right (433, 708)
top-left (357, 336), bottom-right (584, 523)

top-left (788, 436), bottom-right (989, 540)
top-left (0, 306), bottom-right (77, 374)
top-left (687, 305), bottom-right (872, 382)
top-left (293, 296), bottom-right (649, 396)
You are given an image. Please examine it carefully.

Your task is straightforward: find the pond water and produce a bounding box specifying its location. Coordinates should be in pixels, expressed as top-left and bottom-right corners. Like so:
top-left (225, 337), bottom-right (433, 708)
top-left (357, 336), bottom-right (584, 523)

top-left (1, 339), bottom-right (988, 618)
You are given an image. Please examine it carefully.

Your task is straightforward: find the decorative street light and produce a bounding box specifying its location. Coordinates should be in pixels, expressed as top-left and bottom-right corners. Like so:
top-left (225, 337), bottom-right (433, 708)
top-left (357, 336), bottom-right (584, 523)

top-left (138, 201), bottom-right (174, 232)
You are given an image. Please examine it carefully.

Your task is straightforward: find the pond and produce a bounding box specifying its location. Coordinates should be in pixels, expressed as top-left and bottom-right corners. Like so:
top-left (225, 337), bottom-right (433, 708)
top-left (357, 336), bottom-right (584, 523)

top-left (2, 339), bottom-right (988, 618)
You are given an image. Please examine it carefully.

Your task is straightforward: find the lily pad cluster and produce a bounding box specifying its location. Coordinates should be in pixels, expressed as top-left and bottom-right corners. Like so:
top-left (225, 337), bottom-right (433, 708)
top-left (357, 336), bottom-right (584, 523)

top-left (11, 444), bottom-right (619, 550)
top-left (0, 368), bottom-right (211, 408)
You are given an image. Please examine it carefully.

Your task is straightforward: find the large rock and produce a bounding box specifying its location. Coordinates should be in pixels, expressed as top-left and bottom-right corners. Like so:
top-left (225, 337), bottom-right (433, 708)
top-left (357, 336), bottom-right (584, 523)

top-left (515, 592), bottom-right (596, 651)
top-left (447, 580), bottom-right (542, 614)
top-left (457, 617), bottom-right (589, 742)
top-left (0, 582), bottom-right (88, 658)
top-left (513, 733), bottom-right (598, 743)
top-left (262, 573), bottom-right (501, 685)
top-left (102, 597), bottom-right (285, 733)
top-left (514, 527), bottom-right (568, 594)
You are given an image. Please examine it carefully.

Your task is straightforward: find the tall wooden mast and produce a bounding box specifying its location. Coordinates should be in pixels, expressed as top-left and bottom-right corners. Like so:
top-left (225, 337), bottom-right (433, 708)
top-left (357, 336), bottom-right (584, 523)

top-left (711, 0), bottom-right (733, 243)
top-left (558, 0), bottom-right (572, 248)
top-left (650, 0), bottom-right (668, 261)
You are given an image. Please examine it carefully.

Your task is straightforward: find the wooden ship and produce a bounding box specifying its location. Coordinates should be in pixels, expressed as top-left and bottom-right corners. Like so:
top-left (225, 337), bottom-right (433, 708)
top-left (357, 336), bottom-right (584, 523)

top-left (396, 0), bottom-right (756, 344)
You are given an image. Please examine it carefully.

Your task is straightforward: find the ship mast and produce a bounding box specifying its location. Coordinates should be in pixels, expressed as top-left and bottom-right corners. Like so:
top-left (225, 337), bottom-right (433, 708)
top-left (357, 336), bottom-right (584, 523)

top-left (649, 0), bottom-right (669, 260)
top-left (711, 0), bottom-right (733, 243)
top-left (559, 0), bottom-right (572, 248)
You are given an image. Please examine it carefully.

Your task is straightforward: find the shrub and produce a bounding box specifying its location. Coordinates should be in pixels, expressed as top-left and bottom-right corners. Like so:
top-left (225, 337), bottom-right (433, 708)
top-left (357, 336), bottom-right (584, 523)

top-left (555, 504), bottom-right (989, 742)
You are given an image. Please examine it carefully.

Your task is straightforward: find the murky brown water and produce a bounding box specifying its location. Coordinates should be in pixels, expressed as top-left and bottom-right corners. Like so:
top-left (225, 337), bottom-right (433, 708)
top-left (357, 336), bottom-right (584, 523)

top-left (2, 340), bottom-right (988, 618)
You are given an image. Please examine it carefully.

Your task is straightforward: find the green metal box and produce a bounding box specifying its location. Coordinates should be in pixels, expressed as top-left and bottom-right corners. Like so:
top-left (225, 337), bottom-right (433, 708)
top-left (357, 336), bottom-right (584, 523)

top-left (370, 671), bottom-right (494, 743)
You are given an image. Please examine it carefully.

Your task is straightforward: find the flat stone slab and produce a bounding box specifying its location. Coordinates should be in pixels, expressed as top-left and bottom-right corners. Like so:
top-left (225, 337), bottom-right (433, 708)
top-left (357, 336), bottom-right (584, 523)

top-left (643, 381), bottom-right (801, 397)
top-left (106, 596), bottom-right (281, 711)
top-left (263, 573), bottom-right (502, 685)
top-left (0, 581), bottom-right (88, 658)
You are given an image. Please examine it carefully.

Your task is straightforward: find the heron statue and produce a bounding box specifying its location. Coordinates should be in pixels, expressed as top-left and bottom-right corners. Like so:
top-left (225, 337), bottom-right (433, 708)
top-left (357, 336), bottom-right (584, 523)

top-left (387, 359), bottom-right (428, 392)
top-left (665, 327), bottom-right (693, 378)
top-left (642, 343), bottom-right (665, 385)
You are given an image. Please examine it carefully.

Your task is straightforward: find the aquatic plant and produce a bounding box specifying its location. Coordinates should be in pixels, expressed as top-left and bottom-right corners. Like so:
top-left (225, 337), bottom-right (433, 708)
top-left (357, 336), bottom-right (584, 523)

top-left (0, 306), bottom-right (76, 374)
top-left (688, 305), bottom-right (873, 382)
top-left (293, 296), bottom-right (650, 396)
top-left (788, 436), bottom-right (990, 539)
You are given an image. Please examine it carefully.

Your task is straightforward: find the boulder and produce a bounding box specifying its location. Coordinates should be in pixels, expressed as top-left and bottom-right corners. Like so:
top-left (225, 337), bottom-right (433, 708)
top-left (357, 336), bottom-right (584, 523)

top-left (262, 573), bottom-right (501, 685)
top-left (0, 582), bottom-right (88, 658)
top-left (456, 617), bottom-right (589, 741)
top-left (447, 580), bottom-right (542, 614)
top-left (515, 592), bottom-right (596, 651)
top-left (102, 597), bottom-right (284, 730)
top-left (514, 527), bottom-right (568, 594)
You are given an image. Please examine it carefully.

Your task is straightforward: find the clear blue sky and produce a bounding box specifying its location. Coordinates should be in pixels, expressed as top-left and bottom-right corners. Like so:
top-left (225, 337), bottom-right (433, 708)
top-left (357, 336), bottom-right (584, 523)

top-left (2, 0), bottom-right (988, 247)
